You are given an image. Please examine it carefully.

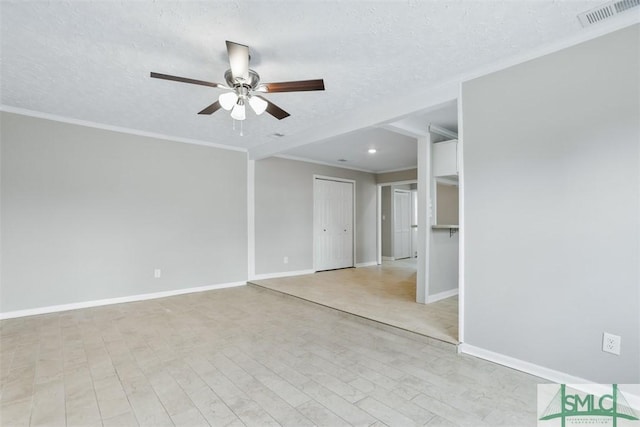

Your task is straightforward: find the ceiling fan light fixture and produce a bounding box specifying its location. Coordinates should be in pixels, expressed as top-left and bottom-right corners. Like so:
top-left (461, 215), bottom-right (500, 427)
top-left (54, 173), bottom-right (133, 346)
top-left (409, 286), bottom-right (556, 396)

top-left (230, 100), bottom-right (246, 121)
top-left (150, 40), bottom-right (325, 125)
top-left (219, 91), bottom-right (238, 111)
top-left (249, 95), bottom-right (268, 115)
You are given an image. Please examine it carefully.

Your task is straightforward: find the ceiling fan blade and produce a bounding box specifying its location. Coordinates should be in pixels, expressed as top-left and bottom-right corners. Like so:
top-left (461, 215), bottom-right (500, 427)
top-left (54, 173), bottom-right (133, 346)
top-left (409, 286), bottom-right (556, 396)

top-left (150, 72), bottom-right (224, 89)
top-left (257, 79), bottom-right (325, 93)
top-left (255, 95), bottom-right (290, 120)
top-left (198, 101), bottom-right (222, 115)
top-left (226, 40), bottom-right (249, 82)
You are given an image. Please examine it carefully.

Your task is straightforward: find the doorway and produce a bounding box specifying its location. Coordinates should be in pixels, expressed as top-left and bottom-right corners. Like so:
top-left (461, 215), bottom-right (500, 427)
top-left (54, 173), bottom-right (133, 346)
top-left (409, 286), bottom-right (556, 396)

top-left (394, 190), bottom-right (411, 259)
top-left (378, 181), bottom-right (418, 263)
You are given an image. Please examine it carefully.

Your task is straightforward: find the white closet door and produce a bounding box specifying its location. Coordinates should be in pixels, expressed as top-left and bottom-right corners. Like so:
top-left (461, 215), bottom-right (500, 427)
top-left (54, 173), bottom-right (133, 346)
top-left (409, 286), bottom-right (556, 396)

top-left (315, 179), bottom-right (354, 271)
top-left (394, 190), bottom-right (411, 259)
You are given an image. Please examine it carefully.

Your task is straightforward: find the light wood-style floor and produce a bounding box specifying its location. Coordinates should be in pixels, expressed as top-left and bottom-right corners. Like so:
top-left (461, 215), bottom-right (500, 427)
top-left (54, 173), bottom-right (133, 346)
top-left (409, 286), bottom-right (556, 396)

top-left (0, 286), bottom-right (541, 426)
top-left (251, 260), bottom-right (458, 344)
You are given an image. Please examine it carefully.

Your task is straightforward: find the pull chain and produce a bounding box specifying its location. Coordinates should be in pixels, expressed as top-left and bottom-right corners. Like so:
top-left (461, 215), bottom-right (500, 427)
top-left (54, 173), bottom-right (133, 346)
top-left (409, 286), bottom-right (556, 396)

top-left (231, 119), bottom-right (244, 136)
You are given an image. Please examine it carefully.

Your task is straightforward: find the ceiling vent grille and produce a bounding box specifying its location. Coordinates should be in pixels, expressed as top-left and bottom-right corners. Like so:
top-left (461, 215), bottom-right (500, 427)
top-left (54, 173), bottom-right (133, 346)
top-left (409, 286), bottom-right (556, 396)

top-left (578, 0), bottom-right (639, 27)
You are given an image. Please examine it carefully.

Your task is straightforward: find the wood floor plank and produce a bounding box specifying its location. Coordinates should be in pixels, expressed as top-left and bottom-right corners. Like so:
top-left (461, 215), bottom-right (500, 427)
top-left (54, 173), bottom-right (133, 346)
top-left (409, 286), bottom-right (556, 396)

top-left (0, 285), bottom-right (542, 426)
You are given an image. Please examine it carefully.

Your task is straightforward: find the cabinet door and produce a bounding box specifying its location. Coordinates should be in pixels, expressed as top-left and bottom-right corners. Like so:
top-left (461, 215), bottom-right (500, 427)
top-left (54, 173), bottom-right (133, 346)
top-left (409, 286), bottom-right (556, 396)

top-left (433, 140), bottom-right (458, 177)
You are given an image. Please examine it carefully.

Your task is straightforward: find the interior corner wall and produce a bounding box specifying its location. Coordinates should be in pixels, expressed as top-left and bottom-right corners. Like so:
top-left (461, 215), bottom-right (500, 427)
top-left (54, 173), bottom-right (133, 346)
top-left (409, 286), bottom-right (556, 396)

top-left (0, 112), bottom-right (248, 313)
top-left (462, 25), bottom-right (639, 383)
top-left (254, 157), bottom-right (377, 275)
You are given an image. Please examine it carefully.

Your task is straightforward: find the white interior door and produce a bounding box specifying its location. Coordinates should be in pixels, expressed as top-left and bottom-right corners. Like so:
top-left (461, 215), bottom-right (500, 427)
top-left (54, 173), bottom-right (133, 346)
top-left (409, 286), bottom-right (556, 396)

top-left (315, 178), bottom-right (354, 271)
top-left (394, 190), bottom-right (411, 259)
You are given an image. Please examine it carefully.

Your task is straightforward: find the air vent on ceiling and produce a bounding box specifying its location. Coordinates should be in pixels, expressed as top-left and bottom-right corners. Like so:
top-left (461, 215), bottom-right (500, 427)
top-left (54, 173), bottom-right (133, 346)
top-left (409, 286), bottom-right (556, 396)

top-left (577, 0), bottom-right (639, 27)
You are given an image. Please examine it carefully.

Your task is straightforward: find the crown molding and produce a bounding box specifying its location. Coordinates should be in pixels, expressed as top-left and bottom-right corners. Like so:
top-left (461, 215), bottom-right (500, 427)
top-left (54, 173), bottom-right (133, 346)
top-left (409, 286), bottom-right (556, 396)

top-left (0, 105), bottom-right (247, 153)
top-left (274, 154), bottom-right (376, 174)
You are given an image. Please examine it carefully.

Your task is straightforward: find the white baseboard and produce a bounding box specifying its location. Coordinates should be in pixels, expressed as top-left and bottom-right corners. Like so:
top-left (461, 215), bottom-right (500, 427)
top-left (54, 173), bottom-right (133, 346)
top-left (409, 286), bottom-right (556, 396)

top-left (458, 343), bottom-right (593, 384)
top-left (459, 344), bottom-right (640, 408)
top-left (250, 269), bottom-right (315, 281)
top-left (0, 281), bottom-right (247, 320)
top-left (382, 256), bottom-right (395, 261)
top-left (426, 288), bottom-right (458, 303)
top-left (355, 261), bottom-right (378, 268)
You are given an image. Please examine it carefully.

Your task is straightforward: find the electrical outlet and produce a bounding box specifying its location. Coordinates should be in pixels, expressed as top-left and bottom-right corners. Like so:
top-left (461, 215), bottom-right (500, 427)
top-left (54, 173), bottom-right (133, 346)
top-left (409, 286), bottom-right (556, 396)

top-left (154, 269), bottom-right (161, 278)
top-left (602, 332), bottom-right (621, 355)
top-left (283, 256), bottom-right (289, 264)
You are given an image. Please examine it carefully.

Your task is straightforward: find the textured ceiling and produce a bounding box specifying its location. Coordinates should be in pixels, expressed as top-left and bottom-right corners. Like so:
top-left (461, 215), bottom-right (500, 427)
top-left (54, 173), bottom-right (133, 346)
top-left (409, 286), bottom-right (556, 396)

top-left (283, 128), bottom-right (419, 173)
top-left (1, 0), bottom-right (604, 169)
top-left (283, 100), bottom-right (459, 172)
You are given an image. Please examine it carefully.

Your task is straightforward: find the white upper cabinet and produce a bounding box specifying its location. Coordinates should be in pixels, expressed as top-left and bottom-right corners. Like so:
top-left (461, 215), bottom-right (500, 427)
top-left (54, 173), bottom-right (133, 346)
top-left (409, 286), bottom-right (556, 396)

top-left (433, 139), bottom-right (458, 177)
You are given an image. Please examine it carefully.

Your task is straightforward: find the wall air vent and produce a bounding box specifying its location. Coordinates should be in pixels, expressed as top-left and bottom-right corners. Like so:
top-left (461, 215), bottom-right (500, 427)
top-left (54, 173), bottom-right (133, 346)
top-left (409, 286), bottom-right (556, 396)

top-left (577, 0), bottom-right (639, 27)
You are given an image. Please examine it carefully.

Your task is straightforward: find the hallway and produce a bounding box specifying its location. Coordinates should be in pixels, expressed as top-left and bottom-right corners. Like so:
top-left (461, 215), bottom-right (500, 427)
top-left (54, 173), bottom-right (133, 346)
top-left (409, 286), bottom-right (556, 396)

top-left (250, 260), bottom-right (458, 344)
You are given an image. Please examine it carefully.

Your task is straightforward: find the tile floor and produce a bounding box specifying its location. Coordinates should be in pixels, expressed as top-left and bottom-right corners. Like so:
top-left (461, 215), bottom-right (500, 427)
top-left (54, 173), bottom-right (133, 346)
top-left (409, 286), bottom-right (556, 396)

top-left (251, 260), bottom-right (458, 344)
top-left (1, 285), bottom-right (542, 426)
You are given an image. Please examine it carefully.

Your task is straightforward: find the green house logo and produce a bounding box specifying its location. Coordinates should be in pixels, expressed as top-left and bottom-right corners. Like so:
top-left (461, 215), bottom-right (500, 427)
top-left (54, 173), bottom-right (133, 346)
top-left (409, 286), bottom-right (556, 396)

top-left (539, 384), bottom-right (639, 426)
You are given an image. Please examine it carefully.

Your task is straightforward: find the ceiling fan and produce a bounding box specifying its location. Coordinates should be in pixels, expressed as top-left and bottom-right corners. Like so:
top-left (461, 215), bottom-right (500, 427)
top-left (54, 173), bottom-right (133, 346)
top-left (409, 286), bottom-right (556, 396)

top-left (151, 41), bottom-right (325, 121)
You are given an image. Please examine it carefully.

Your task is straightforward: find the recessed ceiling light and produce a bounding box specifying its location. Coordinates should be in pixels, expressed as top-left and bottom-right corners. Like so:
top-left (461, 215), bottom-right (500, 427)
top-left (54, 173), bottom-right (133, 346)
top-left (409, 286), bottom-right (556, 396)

top-left (368, 148), bottom-right (377, 154)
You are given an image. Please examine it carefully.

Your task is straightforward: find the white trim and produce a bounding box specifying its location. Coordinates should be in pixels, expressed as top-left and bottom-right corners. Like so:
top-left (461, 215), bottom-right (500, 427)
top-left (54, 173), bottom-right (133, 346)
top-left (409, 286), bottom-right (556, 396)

top-left (377, 185), bottom-right (382, 266)
top-left (247, 158), bottom-right (256, 280)
top-left (313, 175), bottom-right (357, 271)
top-left (0, 105), bottom-right (247, 153)
top-left (275, 154), bottom-right (374, 173)
top-left (250, 269), bottom-right (315, 281)
top-left (376, 165), bottom-right (418, 174)
top-left (458, 343), bottom-right (594, 384)
top-left (378, 180), bottom-right (418, 187)
top-left (428, 124), bottom-right (458, 140)
top-left (0, 281), bottom-right (247, 320)
top-left (382, 256), bottom-right (395, 261)
top-left (355, 261), bottom-right (378, 268)
top-left (457, 83), bottom-right (465, 344)
top-left (426, 288), bottom-right (459, 303)
top-left (416, 135), bottom-right (431, 304)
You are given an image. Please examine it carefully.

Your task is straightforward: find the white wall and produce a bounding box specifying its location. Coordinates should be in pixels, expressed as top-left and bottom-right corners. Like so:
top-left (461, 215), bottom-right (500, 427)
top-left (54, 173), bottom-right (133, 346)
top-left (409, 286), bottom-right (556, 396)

top-left (254, 157), bottom-right (377, 275)
top-left (1, 112), bottom-right (248, 314)
top-left (462, 25), bottom-right (639, 382)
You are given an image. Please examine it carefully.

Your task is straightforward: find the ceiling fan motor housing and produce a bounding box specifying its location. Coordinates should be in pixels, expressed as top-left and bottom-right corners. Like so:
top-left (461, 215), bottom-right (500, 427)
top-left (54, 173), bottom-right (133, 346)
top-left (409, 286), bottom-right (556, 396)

top-left (150, 40), bottom-right (324, 120)
top-left (225, 69), bottom-right (260, 91)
